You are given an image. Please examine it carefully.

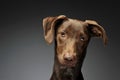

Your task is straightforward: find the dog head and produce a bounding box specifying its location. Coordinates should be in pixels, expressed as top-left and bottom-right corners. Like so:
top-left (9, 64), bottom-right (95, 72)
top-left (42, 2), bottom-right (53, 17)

top-left (43, 15), bottom-right (108, 67)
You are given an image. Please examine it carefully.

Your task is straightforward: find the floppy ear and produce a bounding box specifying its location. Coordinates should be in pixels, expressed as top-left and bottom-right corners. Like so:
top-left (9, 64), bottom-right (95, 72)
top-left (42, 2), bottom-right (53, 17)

top-left (85, 20), bottom-right (108, 45)
top-left (43, 15), bottom-right (67, 44)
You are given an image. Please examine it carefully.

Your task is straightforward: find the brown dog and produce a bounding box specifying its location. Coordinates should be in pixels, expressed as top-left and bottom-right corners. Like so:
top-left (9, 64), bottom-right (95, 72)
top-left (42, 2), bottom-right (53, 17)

top-left (43, 15), bottom-right (108, 80)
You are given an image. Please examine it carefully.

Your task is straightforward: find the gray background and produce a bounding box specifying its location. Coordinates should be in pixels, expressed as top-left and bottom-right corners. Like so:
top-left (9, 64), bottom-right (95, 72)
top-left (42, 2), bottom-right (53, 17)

top-left (0, 0), bottom-right (120, 80)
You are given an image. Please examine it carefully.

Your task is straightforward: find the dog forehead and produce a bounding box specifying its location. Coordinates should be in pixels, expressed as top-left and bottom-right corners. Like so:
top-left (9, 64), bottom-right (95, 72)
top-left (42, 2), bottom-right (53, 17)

top-left (59, 19), bottom-right (84, 31)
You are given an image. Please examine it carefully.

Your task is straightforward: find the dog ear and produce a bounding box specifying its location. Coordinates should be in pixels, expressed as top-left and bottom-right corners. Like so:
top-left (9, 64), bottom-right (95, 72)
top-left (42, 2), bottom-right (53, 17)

top-left (85, 20), bottom-right (108, 45)
top-left (43, 15), bottom-right (67, 44)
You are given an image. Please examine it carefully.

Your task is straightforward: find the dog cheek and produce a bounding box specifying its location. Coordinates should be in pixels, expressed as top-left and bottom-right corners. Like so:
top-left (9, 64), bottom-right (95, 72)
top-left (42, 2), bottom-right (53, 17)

top-left (58, 54), bottom-right (64, 64)
top-left (57, 46), bottom-right (65, 64)
top-left (57, 46), bottom-right (63, 54)
top-left (56, 35), bottom-right (65, 46)
top-left (58, 38), bottom-right (63, 45)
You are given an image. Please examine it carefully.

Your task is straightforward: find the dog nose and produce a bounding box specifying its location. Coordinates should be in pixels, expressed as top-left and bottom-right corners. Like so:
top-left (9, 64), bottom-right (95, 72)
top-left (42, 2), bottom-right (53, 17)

top-left (63, 53), bottom-right (74, 61)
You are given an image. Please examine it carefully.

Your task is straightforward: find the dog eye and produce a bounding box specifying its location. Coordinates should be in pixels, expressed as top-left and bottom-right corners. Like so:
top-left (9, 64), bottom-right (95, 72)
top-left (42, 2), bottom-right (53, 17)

top-left (80, 36), bottom-right (85, 41)
top-left (61, 32), bottom-right (66, 37)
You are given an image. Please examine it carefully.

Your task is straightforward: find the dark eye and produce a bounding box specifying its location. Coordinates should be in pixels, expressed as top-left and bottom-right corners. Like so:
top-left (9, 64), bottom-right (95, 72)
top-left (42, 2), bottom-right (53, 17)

top-left (80, 36), bottom-right (85, 41)
top-left (61, 32), bottom-right (66, 37)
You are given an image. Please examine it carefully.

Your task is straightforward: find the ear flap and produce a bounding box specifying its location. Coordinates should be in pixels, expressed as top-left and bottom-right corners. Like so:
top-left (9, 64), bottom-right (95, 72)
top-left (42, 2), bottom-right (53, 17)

top-left (43, 15), bottom-right (67, 44)
top-left (85, 20), bottom-right (108, 45)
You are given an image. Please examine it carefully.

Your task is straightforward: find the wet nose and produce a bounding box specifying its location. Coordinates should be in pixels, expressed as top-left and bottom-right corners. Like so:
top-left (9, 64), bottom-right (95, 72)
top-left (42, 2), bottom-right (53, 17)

top-left (63, 53), bottom-right (74, 61)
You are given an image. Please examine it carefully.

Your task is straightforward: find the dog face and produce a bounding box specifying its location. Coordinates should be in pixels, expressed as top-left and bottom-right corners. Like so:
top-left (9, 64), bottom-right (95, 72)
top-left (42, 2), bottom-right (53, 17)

top-left (43, 15), bottom-right (108, 67)
top-left (56, 19), bottom-right (90, 67)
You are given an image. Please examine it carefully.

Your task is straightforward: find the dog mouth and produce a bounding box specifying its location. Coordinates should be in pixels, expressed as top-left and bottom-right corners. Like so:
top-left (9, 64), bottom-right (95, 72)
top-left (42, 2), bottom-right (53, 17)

top-left (63, 61), bottom-right (76, 67)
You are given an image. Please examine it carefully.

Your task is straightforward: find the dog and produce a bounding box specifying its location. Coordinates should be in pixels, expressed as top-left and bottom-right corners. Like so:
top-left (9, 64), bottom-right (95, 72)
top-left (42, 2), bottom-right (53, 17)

top-left (42, 15), bottom-right (108, 80)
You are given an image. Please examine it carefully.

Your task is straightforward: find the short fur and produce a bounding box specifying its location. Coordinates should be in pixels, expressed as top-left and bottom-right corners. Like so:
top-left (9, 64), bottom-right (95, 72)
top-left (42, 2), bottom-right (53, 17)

top-left (42, 15), bottom-right (108, 80)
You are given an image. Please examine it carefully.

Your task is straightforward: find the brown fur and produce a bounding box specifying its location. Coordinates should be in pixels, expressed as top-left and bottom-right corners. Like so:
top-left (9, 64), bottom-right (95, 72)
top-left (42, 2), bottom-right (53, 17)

top-left (42, 15), bottom-right (108, 80)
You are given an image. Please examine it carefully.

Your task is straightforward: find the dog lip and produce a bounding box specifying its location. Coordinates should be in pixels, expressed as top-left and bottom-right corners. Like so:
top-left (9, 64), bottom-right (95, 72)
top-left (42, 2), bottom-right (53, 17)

top-left (61, 64), bottom-right (75, 68)
top-left (63, 61), bottom-right (76, 67)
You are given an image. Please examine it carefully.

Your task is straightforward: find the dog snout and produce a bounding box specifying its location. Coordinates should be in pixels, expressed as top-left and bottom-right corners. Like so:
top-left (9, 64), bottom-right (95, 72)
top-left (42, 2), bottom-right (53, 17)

top-left (63, 53), bottom-right (75, 62)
